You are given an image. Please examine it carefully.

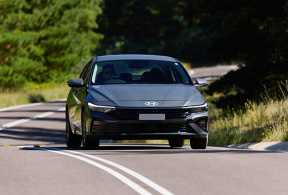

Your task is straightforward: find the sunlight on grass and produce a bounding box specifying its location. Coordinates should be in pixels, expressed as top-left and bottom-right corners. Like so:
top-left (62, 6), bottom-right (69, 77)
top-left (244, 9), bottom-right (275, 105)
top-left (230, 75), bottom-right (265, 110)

top-left (0, 82), bottom-right (69, 108)
top-left (181, 62), bottom-right (192, 71)
top-left (209, 81), bottom-right (288, 146)
top-left (113, 139), bottom-right (192, 146)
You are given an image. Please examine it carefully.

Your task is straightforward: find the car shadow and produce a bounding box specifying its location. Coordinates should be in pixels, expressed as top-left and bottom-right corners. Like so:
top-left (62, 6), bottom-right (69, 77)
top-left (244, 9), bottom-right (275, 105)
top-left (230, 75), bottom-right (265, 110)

top-left (19, 143), bottom-right (277, 155)
top-left (0, 126), bottom-right (65, 145)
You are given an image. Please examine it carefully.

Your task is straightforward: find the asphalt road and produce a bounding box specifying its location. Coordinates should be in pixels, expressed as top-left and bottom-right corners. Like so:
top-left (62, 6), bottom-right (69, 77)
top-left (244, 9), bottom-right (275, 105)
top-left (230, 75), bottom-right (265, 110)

top-left (189, 65), bottom-right (238, 81)
top-left (1, 100), bottom-right (288, 195)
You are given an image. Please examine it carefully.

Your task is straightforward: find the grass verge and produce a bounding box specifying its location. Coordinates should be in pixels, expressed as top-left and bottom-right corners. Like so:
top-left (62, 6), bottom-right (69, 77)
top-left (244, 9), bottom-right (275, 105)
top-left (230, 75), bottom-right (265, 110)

top-left (208, 82), bottom-right (288, 146)
top-left (0, 82), bottom-right (69, 108)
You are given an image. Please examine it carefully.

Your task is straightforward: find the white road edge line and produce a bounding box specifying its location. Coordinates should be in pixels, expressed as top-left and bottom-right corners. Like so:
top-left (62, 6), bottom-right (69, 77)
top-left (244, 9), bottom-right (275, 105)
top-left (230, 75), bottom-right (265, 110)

top-left (0, 107), bottom-right (65, 130)
top-left (49, 147), bottom-right (174, 195)
top-left (0, 99), bottom-right (66, 112)
top-left (0, 102), bottom-right (43, 112)
top-left (28, 147), bottom-right (152, 195)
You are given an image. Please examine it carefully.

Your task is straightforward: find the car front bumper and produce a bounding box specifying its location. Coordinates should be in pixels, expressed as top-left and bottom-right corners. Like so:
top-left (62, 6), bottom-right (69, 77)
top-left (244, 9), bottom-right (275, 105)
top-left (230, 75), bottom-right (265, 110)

top-left (87, 110), bottom-right (209, 140)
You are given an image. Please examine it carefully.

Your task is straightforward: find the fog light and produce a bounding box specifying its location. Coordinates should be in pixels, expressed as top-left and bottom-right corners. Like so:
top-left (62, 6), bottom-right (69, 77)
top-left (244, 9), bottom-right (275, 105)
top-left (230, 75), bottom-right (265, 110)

top-left (93, 121), bottom-right (102, 126)
top-left (199, 120), bottom-right (206, 127)
top-left (91, 120), bottom-right (103, 133)
top-left (197, 119), bottom-right (207, 131)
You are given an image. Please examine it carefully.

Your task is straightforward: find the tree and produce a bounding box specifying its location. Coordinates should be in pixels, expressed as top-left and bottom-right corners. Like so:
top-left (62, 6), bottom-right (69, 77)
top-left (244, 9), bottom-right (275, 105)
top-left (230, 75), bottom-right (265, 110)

top-left (96, 0), bottom-right (218, 66)
top-left (0, 0), bottom-right (103, 90)
top-left (195, 0), bottom-right (288, 103)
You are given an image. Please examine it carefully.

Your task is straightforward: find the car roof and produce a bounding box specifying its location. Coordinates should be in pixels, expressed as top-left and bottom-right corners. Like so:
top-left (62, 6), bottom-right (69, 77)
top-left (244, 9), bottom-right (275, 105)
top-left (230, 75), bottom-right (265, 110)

top-left (96, 54), bottom-right (177, 62)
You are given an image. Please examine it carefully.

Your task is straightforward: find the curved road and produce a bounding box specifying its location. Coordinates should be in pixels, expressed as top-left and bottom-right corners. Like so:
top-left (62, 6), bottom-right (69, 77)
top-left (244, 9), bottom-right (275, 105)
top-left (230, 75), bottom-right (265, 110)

top-left (189, 65), bottom-right (238, 81)
top-left (1, 100), bottom-right (288, 194)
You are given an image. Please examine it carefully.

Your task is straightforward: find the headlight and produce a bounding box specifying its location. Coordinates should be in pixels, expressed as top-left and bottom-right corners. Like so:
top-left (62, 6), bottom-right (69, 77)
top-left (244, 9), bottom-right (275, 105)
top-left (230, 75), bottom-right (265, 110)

top-left (189, 102), bottom-right (208, 113)
top-left (88, 102), bottom-right (115, 113)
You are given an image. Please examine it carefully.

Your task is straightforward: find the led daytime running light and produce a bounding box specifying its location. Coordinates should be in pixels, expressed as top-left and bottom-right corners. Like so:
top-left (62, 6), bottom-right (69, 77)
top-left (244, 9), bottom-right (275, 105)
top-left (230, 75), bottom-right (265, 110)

top-left (88, 102), bottom-right (115, 113)
top-left (188, 102), bottom-right (208, 113)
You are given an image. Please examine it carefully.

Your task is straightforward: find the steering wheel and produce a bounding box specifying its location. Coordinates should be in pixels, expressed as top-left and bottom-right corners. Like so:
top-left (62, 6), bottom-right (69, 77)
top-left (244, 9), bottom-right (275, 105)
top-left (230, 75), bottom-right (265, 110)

top-left (104, 76), bottom-right (122, 81)
top-left (103, 76), bottom-right (127, 83)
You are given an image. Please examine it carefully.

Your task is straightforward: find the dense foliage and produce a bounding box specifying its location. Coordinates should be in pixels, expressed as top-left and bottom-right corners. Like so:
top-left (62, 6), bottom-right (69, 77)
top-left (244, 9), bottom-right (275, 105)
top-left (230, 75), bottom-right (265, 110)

top-left (0, 0), bottom-right (102, 90)
top-left (96, 0), bottom-right (219, 66)
top-left (197, 0), bottom-right (288, 103)
top-left (96, 0), bottom-right (288, 105)
top-left (1, 0), bottom-right (288, 103)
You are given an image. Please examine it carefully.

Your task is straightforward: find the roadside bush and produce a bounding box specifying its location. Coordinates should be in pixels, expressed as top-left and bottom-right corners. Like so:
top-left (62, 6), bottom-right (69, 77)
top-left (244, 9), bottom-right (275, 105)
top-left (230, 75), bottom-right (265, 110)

top-left (208, 81), bottom-right (288, 146)
top-left (206, 65), bottom-right (288, 109)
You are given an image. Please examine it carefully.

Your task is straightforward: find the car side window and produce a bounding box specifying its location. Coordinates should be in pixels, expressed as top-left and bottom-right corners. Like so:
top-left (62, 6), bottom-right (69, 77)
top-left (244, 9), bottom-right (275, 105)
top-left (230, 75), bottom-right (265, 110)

top-left (80, 60), bottom-right (92, 83)
top-left (80, 66), bottom-right (87, 79)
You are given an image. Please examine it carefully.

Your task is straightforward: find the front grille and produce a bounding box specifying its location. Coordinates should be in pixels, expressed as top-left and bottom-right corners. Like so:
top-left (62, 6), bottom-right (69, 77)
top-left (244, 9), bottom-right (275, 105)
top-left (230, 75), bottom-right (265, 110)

top-left (104, 123), bottom-right (189, 134)
top-left (110, 108), bottom-right (192, 120)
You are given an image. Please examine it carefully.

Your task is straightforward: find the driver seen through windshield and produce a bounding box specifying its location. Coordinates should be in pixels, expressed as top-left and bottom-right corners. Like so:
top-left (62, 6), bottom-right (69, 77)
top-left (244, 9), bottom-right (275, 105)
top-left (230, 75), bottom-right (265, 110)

top-left (91, 60), bottom-right (192, 85)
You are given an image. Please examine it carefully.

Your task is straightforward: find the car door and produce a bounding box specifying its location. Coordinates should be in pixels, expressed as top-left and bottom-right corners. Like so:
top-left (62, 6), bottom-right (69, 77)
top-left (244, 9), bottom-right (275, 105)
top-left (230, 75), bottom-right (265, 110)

top-left (70, 60), bottom-right (92, 134)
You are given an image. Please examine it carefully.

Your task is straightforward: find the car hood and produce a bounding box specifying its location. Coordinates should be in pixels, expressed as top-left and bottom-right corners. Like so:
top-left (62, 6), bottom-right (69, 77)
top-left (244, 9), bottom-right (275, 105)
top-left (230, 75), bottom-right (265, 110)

top-left (88, 84), bottom-right (206, 107)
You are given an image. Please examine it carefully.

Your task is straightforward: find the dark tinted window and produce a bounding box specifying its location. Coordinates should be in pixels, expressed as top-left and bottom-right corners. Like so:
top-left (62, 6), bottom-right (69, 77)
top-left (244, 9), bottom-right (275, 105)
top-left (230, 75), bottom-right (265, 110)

top-left (80, 60), bottom-right (92, 83)
top-left (91, 60), bottom-right (192, 85)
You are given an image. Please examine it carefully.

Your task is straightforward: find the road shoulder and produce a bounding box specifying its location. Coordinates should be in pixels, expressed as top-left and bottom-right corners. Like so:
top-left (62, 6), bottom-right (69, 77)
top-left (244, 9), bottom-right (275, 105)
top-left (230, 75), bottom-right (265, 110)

top-left (226, 141), bottom-right (288, 151)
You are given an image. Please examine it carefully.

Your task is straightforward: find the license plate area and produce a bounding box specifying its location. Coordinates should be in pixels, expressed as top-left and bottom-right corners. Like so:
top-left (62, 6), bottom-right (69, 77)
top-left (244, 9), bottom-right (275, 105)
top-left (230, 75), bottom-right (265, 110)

top-left (139, 114), bottom-right (165, 121)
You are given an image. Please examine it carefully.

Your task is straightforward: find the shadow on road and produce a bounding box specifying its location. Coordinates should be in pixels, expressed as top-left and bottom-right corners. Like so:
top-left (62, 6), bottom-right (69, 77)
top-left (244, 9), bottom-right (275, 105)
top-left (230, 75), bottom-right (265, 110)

top-left (0, 126), bottom-right (65, 145)
top-left (19, 144), bottom-right (277, 155)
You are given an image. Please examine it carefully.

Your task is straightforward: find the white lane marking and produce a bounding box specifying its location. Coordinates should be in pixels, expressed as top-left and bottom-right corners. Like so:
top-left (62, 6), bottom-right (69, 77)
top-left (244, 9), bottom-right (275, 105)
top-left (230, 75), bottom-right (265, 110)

top-left (29, 147), bottom-right (152, 195)
top-left (0, 99), bottom-right (66, 112)
top-left (0, 102), bottom-right (43, 112)
top-left (49, 147), bottom-right (174, 195)
top-left (0, 107), bottom-right (65, 130)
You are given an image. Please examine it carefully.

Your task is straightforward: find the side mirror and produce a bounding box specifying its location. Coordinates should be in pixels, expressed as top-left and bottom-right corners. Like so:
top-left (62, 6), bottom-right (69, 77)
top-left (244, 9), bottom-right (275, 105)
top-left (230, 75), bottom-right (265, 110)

top-left (195, 78), bottom-right (208, 87)
top-left (67, 78), bottom-right (86, 88)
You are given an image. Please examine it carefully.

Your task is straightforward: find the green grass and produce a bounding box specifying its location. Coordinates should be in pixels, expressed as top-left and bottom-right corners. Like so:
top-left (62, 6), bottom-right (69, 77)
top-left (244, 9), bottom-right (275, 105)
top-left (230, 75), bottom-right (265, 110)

top-left (0, 82), bottom-right (69, 108)
top-left (112, 139), bottom-right (192, 146)
top-left (208, 82), bottom-right (288, 146)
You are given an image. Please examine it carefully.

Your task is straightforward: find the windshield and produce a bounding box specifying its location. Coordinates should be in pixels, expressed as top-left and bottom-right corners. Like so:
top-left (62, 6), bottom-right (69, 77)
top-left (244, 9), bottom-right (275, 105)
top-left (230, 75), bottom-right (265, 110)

top-left (90, 60), bottom-right (192, 85)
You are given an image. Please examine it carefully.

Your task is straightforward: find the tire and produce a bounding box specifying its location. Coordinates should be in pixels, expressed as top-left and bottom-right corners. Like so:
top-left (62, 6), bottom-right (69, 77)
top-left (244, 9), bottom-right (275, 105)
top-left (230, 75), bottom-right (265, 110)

top-left (66, 113), bottom-right (82, 148)
top-left (169, 139), bottom-right (184, 148)
top-left (82, 111), bottom-right (99, 150)
top-left (190, 138), bottom-right (207, 149)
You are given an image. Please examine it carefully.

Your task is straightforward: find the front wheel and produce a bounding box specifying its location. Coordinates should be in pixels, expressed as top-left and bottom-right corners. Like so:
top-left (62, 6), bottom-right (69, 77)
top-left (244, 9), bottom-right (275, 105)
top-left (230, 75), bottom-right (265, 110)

top-left (82, 111), bottom-right (99, 150)
top-left (66, 113), bottom-right (81, 148)
top-left (190, 138), bottom-right (207, 149)
top-left (169, 139), bottom-right (184, 148)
